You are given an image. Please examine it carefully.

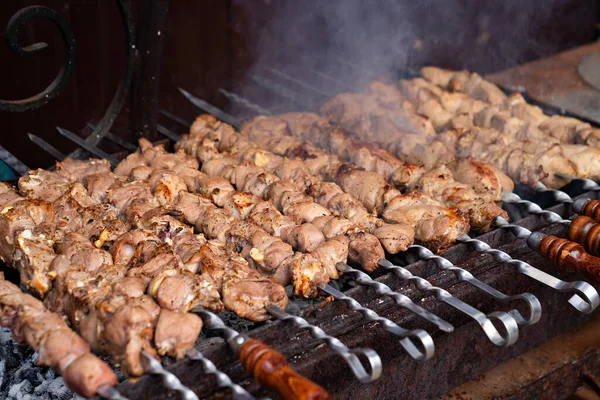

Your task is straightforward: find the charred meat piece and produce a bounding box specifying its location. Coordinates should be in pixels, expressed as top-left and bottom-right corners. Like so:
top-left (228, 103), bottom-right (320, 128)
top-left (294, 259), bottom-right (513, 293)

top-left (0, 273), bottom-right (117, 397)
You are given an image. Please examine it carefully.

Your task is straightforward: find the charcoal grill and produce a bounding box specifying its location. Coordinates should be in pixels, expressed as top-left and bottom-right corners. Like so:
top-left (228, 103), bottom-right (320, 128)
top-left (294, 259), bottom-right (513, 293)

top-left (3, 2), bottom-right (600, 399)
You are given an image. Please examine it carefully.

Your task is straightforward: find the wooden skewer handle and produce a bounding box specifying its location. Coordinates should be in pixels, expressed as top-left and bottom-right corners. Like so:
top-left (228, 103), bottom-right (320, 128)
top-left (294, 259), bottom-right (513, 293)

top-left (574, 199), bottom-right (600, 221)
top-left (568, 215), bottom-right (600, 256)
top-left (538, 235), bottom-right (600, 282)
top-left (239, 339), bottom-right (331, 400)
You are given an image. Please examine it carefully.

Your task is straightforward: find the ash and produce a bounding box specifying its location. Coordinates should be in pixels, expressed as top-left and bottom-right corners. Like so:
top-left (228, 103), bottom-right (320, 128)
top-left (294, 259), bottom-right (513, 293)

top-left (0, 329), bottom-right (125, 400)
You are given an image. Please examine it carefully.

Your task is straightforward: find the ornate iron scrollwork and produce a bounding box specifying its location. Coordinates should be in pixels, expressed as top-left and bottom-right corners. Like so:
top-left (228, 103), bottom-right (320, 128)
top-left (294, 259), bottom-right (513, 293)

top-left (0, 6), bottom-right (76, 112)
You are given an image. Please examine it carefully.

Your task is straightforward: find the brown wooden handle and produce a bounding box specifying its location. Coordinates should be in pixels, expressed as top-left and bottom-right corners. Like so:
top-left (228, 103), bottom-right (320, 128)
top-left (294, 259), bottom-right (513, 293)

top-left (539, 235), bottom-right (600, 282)
top-left (568, 215), bottom-right (600, 256)
top-left (239, 339), bottom-right (331, 400)
top-left (576, 199), bottom-right (600, 221)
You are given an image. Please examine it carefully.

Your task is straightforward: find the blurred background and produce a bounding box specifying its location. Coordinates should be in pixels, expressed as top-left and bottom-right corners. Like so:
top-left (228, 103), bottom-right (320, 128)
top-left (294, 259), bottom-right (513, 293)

top-left (1, 0), bottom-right (599, 168)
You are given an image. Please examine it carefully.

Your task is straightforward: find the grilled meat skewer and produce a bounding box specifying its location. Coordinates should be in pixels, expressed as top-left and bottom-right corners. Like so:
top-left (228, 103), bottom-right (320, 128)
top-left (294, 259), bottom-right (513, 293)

top-left (240, 113), bottom-right (508, 233)
top-left (320, 78), bottom-right (580, 189)
top-left (0, 272), bottom-right (118, 397)
top-left (2, 176), bottom-right (205, 377)
top-left (404, 70), bottom-right (600, 186)
top-left (108, 154), bottom-right (290, 313)
top-left (175, 119), bottom-right (388, 270)
top-left (114, 143), bottom-right (326, 298)
top-left (184, 115), bottom-right (469, 252)
top-left (420, 66), bottom-right (600, 148)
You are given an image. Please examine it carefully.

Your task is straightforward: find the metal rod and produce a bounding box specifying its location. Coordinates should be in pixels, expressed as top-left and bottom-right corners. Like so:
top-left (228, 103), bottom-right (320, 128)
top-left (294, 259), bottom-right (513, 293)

top-left (335, 263), bottom-right (453, 332)
top-left (501, 191), bottom-right (571, 225)
top-left (178, 88), bottom-right (241, 127)
top-left (266, 304), bottom-right (383, 383)
top-left (534, 181), bottom-right (574, 205)
top-left (0, 145), bottom-right (29, 176)
top-left (456, 231), bottom-right (599, 314)
top-left (28, 133), bottom-right (67, 161)
top-left (266, 67), bottom-right (332, 99)
top-left (55, 126), bottom-right (119, 166)
top-left (186, 348), bottom-right (255, 400)
top-left (87, 123), bottom-right (138, 152)
top-left (140, 351), bottom-right (199, 400)
top-left (218, 88), bottom-right (274, 117)
top-left (96, 384), bottom-right (129, 400)
top-left (555, 172), bottom-right (600, 192)
top-left (317, 282), bottom-right (436, 360)
top-left (159, 109), bottom-right (191, 128)
top-left (248, 73), bottom-right (309, 111)
top-left (404, 245), bottom-right (540, 326)
top-left (377, 259), bottom-right (519, 347)
top-left (156, 123), bottom-right (181, 142)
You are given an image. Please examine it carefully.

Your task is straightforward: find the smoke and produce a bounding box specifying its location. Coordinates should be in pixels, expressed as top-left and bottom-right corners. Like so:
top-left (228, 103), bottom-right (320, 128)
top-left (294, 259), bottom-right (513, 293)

top-left (229, 0), bottom-right (596, 113)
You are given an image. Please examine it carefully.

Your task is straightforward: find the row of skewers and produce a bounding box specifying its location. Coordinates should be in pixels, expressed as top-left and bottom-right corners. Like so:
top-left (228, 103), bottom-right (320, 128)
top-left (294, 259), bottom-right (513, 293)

top-left (3, 63), bottom-right (600, 398)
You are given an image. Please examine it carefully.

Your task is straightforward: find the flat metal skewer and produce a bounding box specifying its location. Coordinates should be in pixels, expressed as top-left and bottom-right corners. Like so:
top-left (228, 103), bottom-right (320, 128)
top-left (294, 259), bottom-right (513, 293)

top-left (96, 384), bottom-right (129, 400)
top-left (157, 123), bottom-right (182, 142)
top-left (0, 145), bottom-right (29, 176)
top-left (56, 126), bottom-right (119, 166)
top-left (178, 88), bottom-right (241, 127)
top-left (86, 123), bottom-right (138, 153)
top-left (500, 191), bottom-right (571, 226)
top-left (218, 88), bottom-right (274, 117)
top-left (377, 259), bottom-right (519, 347)
top-left (140, 351), bottom-right (199, 400)
top-left (534, 181), bottom-right (574, 205)
top-left (159, 109), bottom-right (192, 128)
top-left (266, 305), bottom-right (383, 383)
top-left (456, 229), bottom-right (599, 314)
top-left (186, 348), bottom-right (256, 400)
top-left (335, 263), bottom-right (454, 332)
top-left (193, 308), bottom-right (331, 399)
top-left (404, 246), bottom-right (541, 326)
top-left (317, 282), bottom-right (436, 360)
top-left (28, 133), bottom-right (67, 162)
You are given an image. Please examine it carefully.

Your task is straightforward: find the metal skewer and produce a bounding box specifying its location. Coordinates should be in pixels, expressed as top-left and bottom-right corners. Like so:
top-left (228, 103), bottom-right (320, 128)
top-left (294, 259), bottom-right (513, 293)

top-left (96, 384), bottom-right (129, 400)
top-left (376, 259), bottom-right (519, 347)
top-left (186, 348), bottom-right (256, 400)
top-left (0, 145), bottom-right (30, 176)
top-left (157, 123), bottom-right (182, 142)
top-left (500, 191), bottom-right (571, 226)
top-left (534, 181), bottom-right (574, 206)
top-left (140, 351), bottom-right (199, 400)
top-left (317, 282), bottom-right (437, 359)
top-left (266, 305), bottom-right (383, 383)
top-left (178, 87), bottom-right (241, 127)
top-left (193, 308), bottom-right (332, 400)
top-left (335, 263), bottom-right (454, 332)
top-left (159, 109), bottom-right (192, 128)
top-left (402, 246), bottom-right (541, 326)
top-left (28, 133), bottom-right (67, 162)
top-left (218, 88), bottom-right (273, 117)
top-left (86, 123), bottom-right (138, 152)
top-left (56, 126), bottom-right (119, 166)
top-left (456, 230), bottom-right (599, 314)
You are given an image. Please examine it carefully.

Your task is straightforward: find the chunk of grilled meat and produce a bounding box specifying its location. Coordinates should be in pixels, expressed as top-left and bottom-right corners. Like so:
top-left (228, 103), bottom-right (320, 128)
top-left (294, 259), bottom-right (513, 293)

top-left (111, 150), bottom-right (290, 315)
top-left (239, 115), bottom-right (479, 245)
top-left (0, 273), bottom-right (117, 397)
top-left (415, 67), bottom-right (600, 184)
top-left (179, 118), bottom-right (386, 270)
